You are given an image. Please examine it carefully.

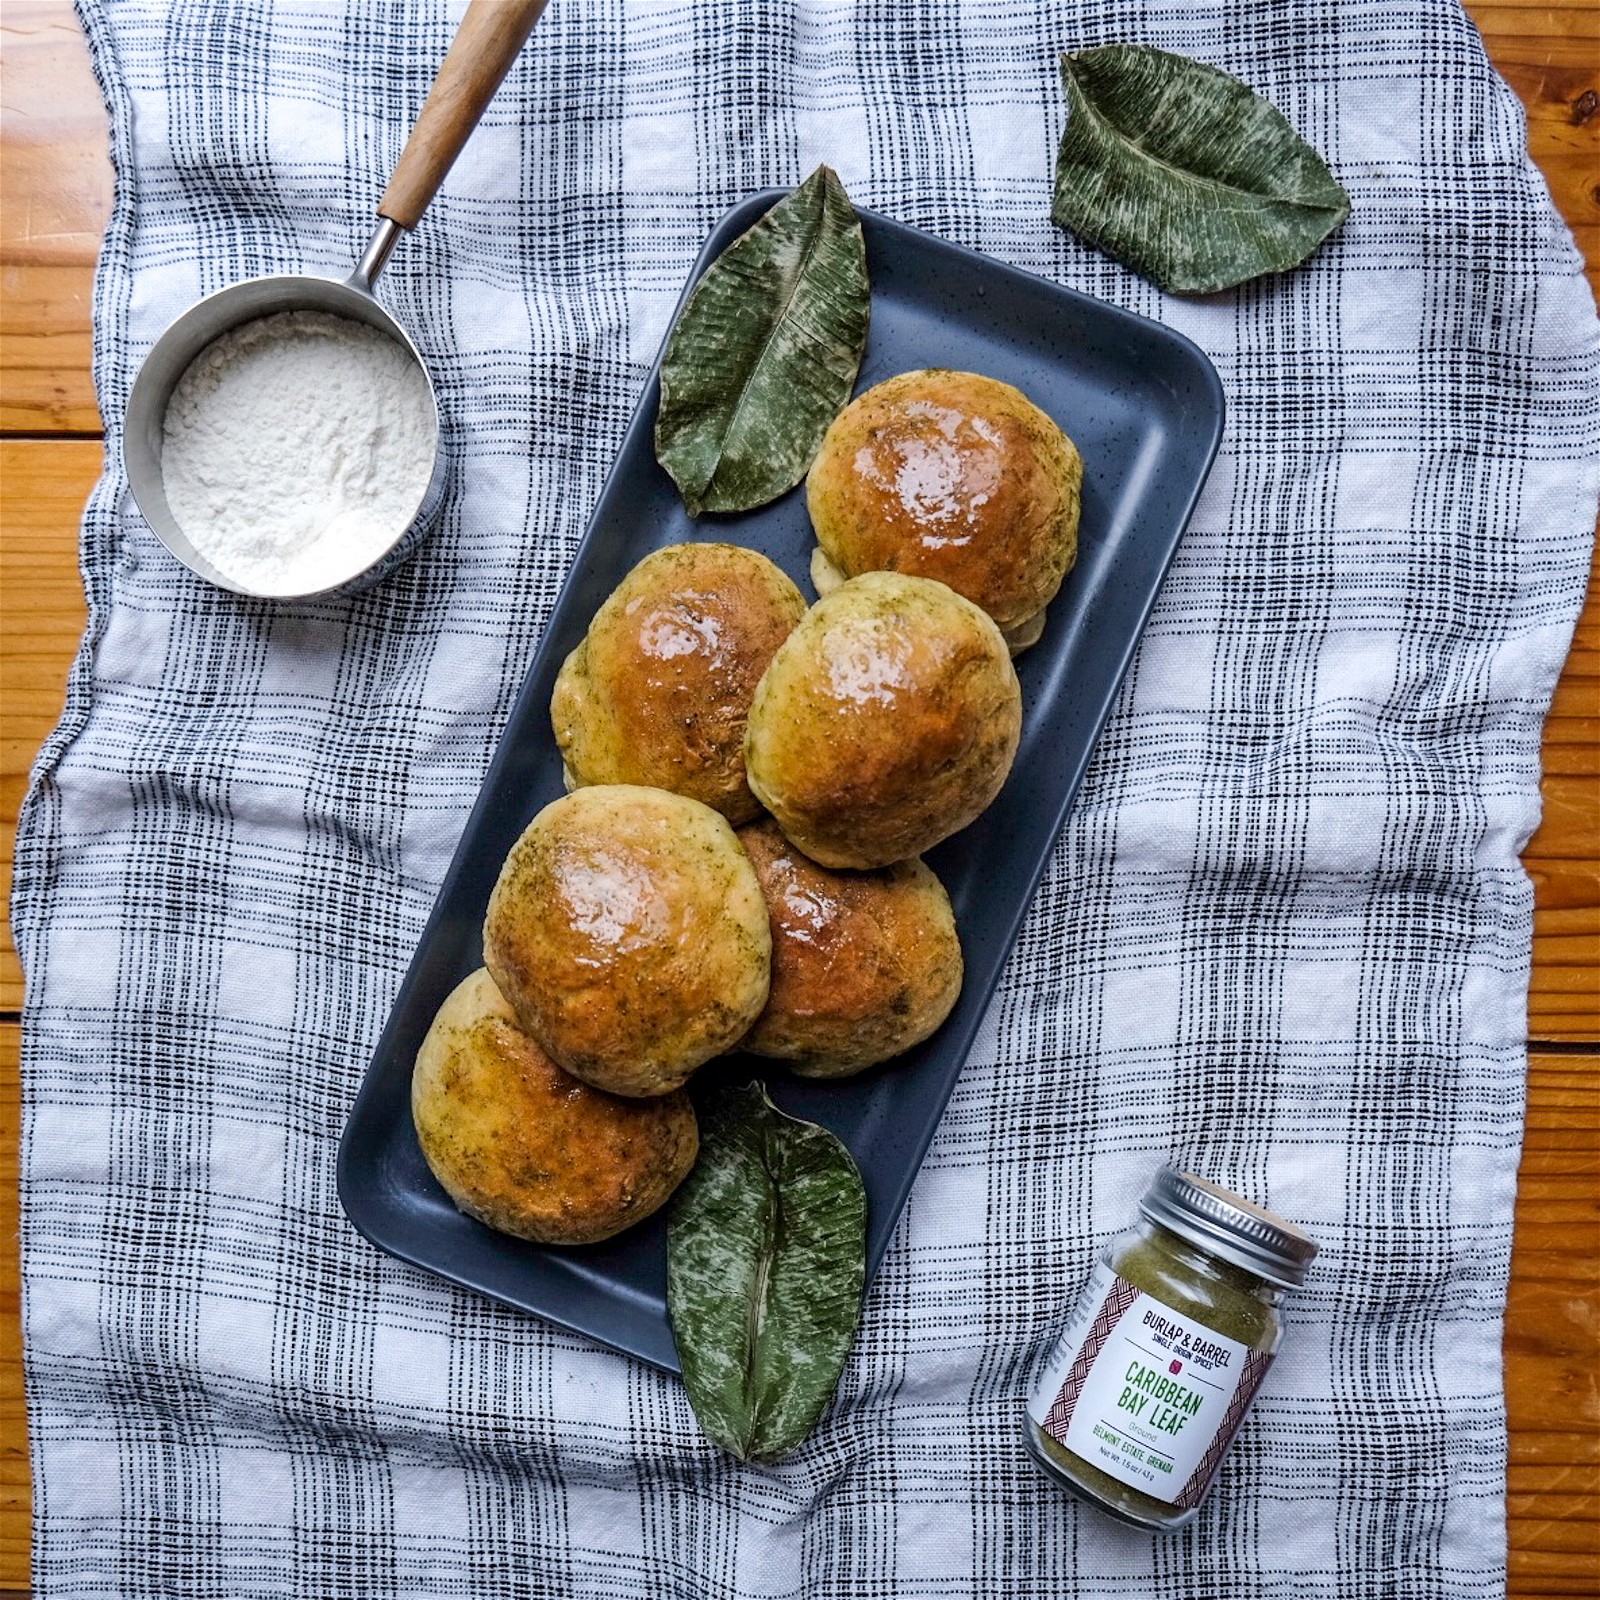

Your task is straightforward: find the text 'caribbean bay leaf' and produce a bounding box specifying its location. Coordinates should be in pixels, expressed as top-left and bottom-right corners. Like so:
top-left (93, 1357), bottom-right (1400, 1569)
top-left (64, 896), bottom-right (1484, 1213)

top-left (655, 165), bottom-right (870, 516)
top-left (1053, 44), bottom-right (1351, 295)
top-left (667, 1082), bottom-right (866, 1462)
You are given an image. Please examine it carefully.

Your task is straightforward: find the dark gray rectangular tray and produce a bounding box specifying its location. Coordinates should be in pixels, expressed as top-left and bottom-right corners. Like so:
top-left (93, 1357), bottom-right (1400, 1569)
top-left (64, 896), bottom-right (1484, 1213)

top-left (337, 193), bottom-right (1224, 1371)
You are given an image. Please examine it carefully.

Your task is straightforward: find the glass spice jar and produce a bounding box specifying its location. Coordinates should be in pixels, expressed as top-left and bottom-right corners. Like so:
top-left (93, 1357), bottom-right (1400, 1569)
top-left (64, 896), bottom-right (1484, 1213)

top-left (1024, 1168), bottom-right (1318, 1530)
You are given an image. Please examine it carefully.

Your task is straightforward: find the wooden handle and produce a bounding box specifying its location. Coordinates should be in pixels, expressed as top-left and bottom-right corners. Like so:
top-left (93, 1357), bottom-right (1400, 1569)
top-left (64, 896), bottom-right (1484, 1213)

top-left (379, 0), bottom-right (548, 230)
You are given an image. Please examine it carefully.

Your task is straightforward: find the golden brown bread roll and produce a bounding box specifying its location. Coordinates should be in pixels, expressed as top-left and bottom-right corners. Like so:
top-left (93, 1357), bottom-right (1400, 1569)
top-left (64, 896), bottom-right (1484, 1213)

top-left (806, 369), bottom-right (1083, 651)
top-left (483, 785), bottom-right (770, 1096)
top-left (411, 969), bottom-right (699, 1245)
top-left (738, 818), bottom-right (963, 1077)
top-left (744, 572), bottom-right (1021, 869)
top-left (551, 543), bottom-right (807, 823)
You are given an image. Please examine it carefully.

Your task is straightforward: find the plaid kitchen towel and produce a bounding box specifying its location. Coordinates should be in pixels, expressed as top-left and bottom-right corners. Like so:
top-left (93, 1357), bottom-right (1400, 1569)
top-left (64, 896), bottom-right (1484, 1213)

top-left (14, 1), bottom-right (1599, 1595)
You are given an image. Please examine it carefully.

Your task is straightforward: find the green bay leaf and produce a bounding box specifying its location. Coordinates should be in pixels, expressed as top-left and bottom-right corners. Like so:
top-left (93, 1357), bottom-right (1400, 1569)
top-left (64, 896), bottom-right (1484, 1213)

top-left (655, 165), bottom-right (870, 515)
top-left (1053, 44), bottom-right (1351, 295)
top-left (667, 1082), bottom-right (866, 1462)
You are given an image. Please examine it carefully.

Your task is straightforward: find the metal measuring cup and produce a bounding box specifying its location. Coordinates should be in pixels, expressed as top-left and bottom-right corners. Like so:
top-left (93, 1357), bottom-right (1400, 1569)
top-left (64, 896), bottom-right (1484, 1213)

top-left (124, 0), bottom-right (549, 599)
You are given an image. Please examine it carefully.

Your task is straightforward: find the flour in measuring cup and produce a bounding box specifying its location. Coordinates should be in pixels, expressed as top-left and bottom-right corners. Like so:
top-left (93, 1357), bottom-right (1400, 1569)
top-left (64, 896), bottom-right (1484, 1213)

top-left (161, 310), bottom-right (436, 595)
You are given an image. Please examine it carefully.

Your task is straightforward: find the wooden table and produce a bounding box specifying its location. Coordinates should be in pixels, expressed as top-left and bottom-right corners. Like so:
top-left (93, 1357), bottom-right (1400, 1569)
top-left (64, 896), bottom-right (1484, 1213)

top-left (2, 4), bottom-right (1595, 1592)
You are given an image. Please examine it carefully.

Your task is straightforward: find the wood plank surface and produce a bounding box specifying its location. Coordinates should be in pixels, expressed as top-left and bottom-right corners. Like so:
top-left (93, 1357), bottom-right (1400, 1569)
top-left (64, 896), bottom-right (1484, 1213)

top-left (1506, 1050), bottom-right (1600, 1594)
top-left (0, 4), bottom-right (1595, 1596)
top-left (0, 4), bottom-right (110, 434)
top-left (1527, 540), bottom-right (1600, 1039)
top-left (0, 442), bottom-right (93, 1010)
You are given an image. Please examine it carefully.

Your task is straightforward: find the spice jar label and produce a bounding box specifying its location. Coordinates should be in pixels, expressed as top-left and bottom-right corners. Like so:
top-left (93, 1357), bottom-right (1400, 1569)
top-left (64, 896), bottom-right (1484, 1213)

top-left (1026, 1263), bottom-right (1272, 1508)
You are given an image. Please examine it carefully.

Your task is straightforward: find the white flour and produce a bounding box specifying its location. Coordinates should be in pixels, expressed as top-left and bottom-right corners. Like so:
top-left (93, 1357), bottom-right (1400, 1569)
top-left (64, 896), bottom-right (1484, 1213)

top-left (161, 310), bottom-right (436, 596)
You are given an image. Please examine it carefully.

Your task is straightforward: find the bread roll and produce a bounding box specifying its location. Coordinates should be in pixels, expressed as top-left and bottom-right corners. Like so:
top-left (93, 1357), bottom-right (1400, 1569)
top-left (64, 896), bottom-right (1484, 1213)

top-left (738, 819), bottom-right (962, 1077)
top-left (412, 969), bottom-right (699, 1244)
top-left (744, 572), bottom-right (1021, 869)
top-left (483, 785), bottom-right (770, 1096)
top-left (806, 369), bottom-right (1082, 651)
top-left (552, 543), bottom-right (807, 823)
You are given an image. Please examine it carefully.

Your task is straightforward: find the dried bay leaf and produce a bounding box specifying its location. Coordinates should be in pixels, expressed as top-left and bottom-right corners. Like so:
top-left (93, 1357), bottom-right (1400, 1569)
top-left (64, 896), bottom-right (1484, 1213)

top-left (666, 1083), bottom-right (866, 1462)
top-left (655, 166), bottom-right (870, 515)
top-left (1053, 44), bottom-right (1351, 295)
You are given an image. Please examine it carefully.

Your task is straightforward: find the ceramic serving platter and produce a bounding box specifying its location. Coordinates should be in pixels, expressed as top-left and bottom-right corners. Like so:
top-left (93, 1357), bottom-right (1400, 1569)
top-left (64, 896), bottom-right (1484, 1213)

top-left (337, 193), bottom-right (1224, 1371)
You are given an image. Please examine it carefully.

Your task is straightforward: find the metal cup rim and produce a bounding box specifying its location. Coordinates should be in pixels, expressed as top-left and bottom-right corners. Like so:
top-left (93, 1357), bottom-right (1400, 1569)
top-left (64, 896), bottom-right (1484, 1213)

top-left (122, 271), bottom-right (445, 601)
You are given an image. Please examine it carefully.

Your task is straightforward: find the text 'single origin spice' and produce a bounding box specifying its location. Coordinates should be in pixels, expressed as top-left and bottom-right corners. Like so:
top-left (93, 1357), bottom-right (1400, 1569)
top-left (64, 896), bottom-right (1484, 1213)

top-left (1024, 1168), bottom-right (1317, 1530)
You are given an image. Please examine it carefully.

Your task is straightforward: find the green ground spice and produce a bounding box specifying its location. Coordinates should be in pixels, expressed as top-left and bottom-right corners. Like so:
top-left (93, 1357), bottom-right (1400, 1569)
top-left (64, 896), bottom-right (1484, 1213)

top-left (1030, 1221), bottom-right (1279, 1528)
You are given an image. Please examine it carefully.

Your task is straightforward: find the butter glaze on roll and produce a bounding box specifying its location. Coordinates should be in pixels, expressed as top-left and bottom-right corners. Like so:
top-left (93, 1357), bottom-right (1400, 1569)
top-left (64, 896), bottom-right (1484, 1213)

top-left (412, 969), bottom-right (699, 1244)
top-left (806, 369), bottom-right (1082, 652)
top-left (744, 571), bottom-right (1022, 869)
top-left (552, 543), bottom-right (806, 823)
top-left (484, 786), bottom-right (770, 1097)
top-left (738, 818), bottom-right (963, 1077)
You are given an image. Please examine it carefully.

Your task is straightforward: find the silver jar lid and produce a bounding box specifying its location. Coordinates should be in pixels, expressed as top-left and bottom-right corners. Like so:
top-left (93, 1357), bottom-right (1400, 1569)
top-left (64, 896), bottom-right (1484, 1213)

top-left (1139, 1169), bottom-right (1319, 1288)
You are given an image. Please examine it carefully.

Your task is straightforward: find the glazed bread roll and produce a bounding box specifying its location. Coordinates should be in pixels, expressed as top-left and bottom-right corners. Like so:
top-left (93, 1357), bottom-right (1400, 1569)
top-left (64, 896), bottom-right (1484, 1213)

top-left (412, 969), bottom-right (699, 1245)
top-left (806, 369), bottom-right (1083, 652)
top-left (551, 543), bottom-right (807, 823)
top-left (738, 818), bottom-right (963, 1077)
top-left (483, 785), bottom-right (770, 1096)
top-left (744, 571), bottom-right (1022, 869)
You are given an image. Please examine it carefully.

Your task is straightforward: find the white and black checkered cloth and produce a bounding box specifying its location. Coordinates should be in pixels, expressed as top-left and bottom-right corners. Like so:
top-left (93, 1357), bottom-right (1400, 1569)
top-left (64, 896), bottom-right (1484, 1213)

top-left (13, 2), bottom-right (1598, 1594)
